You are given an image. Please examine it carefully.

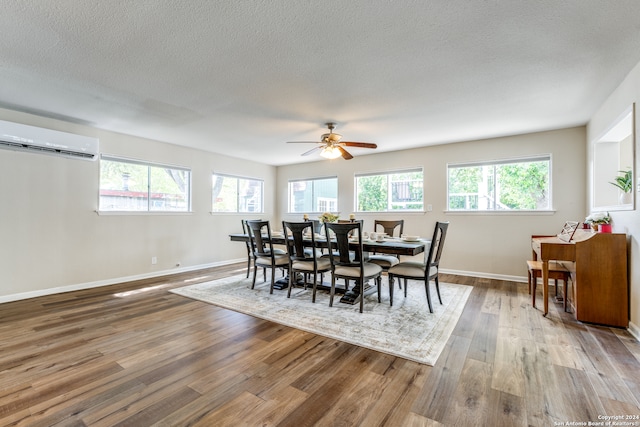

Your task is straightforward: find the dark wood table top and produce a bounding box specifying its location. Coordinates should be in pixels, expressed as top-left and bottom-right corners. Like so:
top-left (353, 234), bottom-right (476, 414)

top-left (229, 233), bottom-right (428, 257)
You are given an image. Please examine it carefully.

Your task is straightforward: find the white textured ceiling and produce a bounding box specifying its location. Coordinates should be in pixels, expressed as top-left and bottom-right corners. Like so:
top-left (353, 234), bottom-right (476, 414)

top-left (2, 1), bottom-right (640, 165)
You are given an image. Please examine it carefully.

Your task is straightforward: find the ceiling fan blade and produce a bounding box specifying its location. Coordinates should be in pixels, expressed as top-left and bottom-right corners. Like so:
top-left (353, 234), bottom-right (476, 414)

top-left (301, 146), bottom-right (323, 156)
top-left (341, 141), bottom-right (377, 149)
top-left (338, 146), bottom-right (353, 160)
top-left (287, 141), bottom-right (319, 144)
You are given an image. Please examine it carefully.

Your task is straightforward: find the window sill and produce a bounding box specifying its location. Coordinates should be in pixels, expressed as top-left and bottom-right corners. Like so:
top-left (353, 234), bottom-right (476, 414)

top-left (443, 210), bottom-right (556, 215)
top-left (96, 210), bottom-right (193, 216)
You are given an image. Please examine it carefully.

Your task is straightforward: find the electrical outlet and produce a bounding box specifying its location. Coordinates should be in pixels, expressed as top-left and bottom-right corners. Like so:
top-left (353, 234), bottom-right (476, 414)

top-left (151, 256), bottom-right (157, 265)
top-left (426, 204), bottom-right (433, 212)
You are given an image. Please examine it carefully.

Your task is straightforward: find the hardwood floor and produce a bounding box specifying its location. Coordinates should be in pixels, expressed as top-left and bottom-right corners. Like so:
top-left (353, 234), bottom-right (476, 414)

top-left (1, 263), bottom-right (639, 426)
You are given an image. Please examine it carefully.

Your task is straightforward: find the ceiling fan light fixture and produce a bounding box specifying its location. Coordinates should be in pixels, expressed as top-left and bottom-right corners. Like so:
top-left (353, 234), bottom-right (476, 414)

top-left (320, 146), bottom-right (341, 159)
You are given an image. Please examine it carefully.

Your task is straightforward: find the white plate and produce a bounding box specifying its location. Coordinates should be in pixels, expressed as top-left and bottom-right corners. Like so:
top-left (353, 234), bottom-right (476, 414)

top-left (403, 238), bottom-right (420, 242)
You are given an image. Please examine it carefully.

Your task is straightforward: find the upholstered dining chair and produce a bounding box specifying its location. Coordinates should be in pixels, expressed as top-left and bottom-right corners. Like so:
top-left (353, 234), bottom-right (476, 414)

top-left (324, 221), bottom-right (382, 313)
top-left (246, 220), bottom-right (289, 294)
top-left (282, 221), bottom-right (332, 302)
top-left (387, 221), bottom-right (449, 313)
top-left (369, 219), bottom-right (405, 271)
top-left (243, 218), bottom-right (285, 278)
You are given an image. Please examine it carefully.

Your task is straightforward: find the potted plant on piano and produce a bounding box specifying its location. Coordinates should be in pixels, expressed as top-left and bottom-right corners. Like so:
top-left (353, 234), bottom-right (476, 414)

top-left (585, 211), bottom-right (612, 233)
top-left (609, 169), bottom-right (633, 205)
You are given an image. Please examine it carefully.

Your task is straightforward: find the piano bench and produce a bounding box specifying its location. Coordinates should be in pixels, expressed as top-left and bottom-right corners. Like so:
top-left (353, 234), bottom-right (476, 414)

top-left (526, 260), bottom-right (571, 312)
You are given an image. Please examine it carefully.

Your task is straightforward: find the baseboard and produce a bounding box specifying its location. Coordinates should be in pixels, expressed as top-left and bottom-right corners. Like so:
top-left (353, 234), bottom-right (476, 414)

top-left (0, 258), bottom-right (244, 304)
top-left (628, 321), bottom-right (640, 341)
top-left (441, 268), bottom-right (527, 284)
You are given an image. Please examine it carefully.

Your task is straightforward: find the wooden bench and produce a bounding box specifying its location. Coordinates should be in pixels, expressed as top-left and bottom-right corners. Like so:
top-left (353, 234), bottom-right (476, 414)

top-left (526, 260), bottom-right (571, 312)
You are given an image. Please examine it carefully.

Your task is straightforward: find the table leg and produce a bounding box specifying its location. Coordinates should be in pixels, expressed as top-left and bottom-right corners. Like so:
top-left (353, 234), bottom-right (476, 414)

top-left (542, 260), bottom-right (549, 316)
top-left (339, 279), bottom-right (375, 304)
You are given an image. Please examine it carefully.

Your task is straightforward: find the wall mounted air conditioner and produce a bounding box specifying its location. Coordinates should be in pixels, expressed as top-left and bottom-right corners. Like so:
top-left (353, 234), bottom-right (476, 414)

top-left (0, 119), bottom-right (99, 161)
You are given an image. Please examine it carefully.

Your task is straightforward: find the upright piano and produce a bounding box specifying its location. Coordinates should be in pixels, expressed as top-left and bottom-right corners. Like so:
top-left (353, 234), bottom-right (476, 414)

top-left (531, 229), bottom-right (628, 327)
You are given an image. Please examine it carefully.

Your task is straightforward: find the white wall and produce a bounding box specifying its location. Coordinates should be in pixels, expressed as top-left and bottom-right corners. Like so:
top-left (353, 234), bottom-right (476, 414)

top-left (0, 108), bottom-right (276, 301)
top-left (277, 127), bottom-right (587, 279)
top-left (587, 59), bottom-right (640, 336)
top-left (0, 108), bottom-right (590, 306)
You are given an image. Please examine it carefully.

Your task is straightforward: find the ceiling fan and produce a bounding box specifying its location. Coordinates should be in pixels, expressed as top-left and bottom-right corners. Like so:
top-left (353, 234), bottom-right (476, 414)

top-left (287, 122), bottom-right (377, 160)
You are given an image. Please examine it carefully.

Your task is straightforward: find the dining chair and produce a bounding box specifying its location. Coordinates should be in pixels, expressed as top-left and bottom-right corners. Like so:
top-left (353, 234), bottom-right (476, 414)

top-left (246, 220), bottom-right (289, 294)
top-left (243, 218), bottom-right (285, 278)
top-left (369, 219), bottom-right (405, 271)
top-left (387, 221), bottom-right (449, 313)
top-left (282, 221), bottom-right (332, 302)
top-left (324, 221), bottom-right (382, 313)
top-left (374, 219), bottom-right (404, 237)
top-left (241, 218), bottom-right (265, 278)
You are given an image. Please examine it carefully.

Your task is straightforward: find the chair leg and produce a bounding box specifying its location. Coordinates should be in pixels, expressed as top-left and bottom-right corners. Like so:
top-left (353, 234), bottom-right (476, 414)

top-left (329, 275), bottom-right (336, 307)
top-left (287, 269), bottom-right (294, 298)
top-left (377, 276), bottom-right (382, 303)
top-left (269, 267), bottom-right (275, 294)
top-left (425, 279), bottom-right (433, 313)
top-left (527, 270), bottom-right (532, 294)
top-left (359, 279), bottom-right (364, 313)
top-left (404, 279), bottom-right (408, 298)
top-left (434, 276), bottom-right (442, 304)
top-left (532, 275), bottom-right (537, 308)
top-left (389, 275), bottom-right (394, 306)
top-left (312, 272), bottom-right (318, 303)
top-left (246, 256), bottom-right (251, 278)
top-left (251, 265), bottom-right (258, 289)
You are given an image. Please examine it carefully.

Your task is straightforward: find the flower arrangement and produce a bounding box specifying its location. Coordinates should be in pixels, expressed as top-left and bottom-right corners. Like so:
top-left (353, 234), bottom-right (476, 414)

top-left (585, 211), bottom-right (611, 225)
top-left (319, 212), bottom-right (339, 223)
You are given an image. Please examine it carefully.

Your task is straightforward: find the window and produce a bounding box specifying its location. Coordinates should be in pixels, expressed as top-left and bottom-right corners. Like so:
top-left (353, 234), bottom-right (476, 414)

top-left (447, 155), bottom-right (550, 211)
top-left (99, 156), bottom-right (191, 212)
top-left (355, 168), bottom-right (423, 212)
top-left (212, 173), bottom-right (263, 213)
top-left (288, 177), bottom-right (338, 213)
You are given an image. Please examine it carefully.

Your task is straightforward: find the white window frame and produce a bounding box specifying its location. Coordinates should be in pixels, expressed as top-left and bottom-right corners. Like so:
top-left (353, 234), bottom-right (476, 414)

top-left (211, 173), bottom-right (264, 213)
top-left (446, 154), bottom-right (552, 212)
top-left (98, 155), bottom-right (191, 214)
top-left (355, 168), bottom-right (424, 212)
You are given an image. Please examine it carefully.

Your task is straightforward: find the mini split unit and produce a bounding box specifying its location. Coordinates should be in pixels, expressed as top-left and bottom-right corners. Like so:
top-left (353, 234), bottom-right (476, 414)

top-left (0, 119), bottom-right (99, 161)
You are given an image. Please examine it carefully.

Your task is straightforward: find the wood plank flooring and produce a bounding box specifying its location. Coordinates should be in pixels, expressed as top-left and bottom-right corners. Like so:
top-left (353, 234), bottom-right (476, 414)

top-left (1, 264), bottom-right (639, 426)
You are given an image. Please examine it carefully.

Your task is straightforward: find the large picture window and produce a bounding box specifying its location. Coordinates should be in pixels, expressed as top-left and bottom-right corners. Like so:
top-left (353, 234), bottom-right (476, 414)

top-left (447, 155), bottom-right (551, 211)
top-left (99, 156), bottom-right (191, 212)
top-left (355, 168), bottom-right (423, 212)
top-left (212, 173), bottom-right (263, 213)
top-left (288, 177), bottom-right (338, 213)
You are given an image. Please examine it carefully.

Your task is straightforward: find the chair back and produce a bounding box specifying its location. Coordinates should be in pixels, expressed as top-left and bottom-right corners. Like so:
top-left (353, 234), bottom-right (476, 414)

top-left (337, 219), bottom-right (363, 237)
top-left (246, 220), bottom-right (275, 259)
top-left (282, 221), bottom-right (316, 260)
top-left (241, 219), bottom-right (251, 249)
top-left (374, 219), bottom-right (404, 237)
top-left (324, 221), bottom-right (364, 266)
top-left (424, 221), bottom-right (449, 277)
top-left (242, 218), bottom-right (260, 248)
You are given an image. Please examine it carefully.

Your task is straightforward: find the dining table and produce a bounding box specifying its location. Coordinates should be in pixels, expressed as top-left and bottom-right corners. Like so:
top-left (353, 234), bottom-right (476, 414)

top-left (229, 232), bottom-right (429, 305)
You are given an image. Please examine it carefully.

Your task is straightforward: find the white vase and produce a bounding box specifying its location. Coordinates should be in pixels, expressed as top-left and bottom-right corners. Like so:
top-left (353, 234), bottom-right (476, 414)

top-left (619, 192), bottom-right (632, 205)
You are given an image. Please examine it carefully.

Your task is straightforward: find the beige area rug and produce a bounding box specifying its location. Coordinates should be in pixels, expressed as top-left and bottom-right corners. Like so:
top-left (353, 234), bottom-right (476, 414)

top-left (171, 275), bottom-right (472, 365)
